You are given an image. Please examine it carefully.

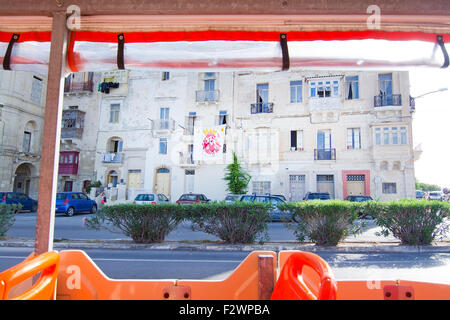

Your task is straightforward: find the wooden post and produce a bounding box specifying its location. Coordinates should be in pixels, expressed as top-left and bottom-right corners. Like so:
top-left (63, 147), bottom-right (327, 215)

top-left (34, 11), bottom-right (67, 255)
top-left (258, 255), bottom-right (275, 300)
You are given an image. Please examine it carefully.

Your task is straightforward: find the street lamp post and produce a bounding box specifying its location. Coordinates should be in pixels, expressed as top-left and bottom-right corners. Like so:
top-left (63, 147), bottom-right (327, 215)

top-left (409, 87), bottom-right (448, 112)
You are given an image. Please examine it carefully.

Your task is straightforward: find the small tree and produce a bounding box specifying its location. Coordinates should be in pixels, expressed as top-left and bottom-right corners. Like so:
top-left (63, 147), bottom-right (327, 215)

top-left (224, 152), bottom-right (251, 195)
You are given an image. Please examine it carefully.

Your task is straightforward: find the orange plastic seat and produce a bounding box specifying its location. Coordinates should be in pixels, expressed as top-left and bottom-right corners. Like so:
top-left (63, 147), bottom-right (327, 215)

top-left (0, 251), bottom-right (59, 300)
top-left (271, 251), bottom-right (337, 300)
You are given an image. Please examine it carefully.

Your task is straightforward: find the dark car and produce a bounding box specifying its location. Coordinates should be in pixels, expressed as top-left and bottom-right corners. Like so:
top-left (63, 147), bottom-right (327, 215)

top-left (224, 194), bottom-right (242, 203)
top-left (55, 192), bottom-right (97, 216)
top-left (239, 194), bottom-right (291, 222)
top-left (345, 195), bottom-right (374, 202)
top-left (345, 195), bottom-right (374, 218)
top-left (176, 193), bottom-right (210, 204)
top-left (303, 192), bottom-right (331, 201)
top-left (0, 192), bottom-right (38, 212)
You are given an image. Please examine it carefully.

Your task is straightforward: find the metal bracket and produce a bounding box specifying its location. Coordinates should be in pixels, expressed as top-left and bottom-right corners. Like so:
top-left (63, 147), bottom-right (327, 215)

top-left (3, 33), bottom-right (20, 70)
top-left (437, 35), bottom-right (449, 69)
top-left (117, 33), bottom-right (125, 70)
top-left (162, 285), bottom-right (191, 300)
top-left (384, 284), bottom-right (415, 300)
top-left (280, 33), bottom-right (290, 71)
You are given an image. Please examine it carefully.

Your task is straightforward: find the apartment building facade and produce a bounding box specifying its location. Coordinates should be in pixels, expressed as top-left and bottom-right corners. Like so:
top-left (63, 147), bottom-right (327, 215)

top-left (0, 70), bottom-right (46, 200)
top-left (234, 70), bottom-right (416, 201)
top-left (58, 71), bottom-right (102, 193)
top-left (0, 69), bottom-right (417, 203)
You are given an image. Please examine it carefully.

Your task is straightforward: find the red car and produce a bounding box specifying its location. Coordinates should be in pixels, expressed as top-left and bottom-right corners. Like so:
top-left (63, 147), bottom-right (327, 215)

top-left (176, 193), bottom-right (210, 204)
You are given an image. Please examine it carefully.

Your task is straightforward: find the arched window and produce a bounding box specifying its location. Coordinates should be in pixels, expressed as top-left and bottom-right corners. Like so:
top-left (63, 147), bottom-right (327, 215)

top-left (157, 168), bottom-right (170, 174)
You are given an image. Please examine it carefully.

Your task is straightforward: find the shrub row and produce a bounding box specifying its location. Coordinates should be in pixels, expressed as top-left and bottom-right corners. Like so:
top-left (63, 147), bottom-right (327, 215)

top-left (83, 199), bottom-right (450, 246)
top-left (0, 204), bottom-right (20, 237)
top-left (86, 201), bottom-right (271, 244)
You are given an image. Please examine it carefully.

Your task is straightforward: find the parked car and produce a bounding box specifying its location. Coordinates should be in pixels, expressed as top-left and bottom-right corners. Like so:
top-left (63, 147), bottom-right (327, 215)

top-left (0, 192), bottom-right (38, 213)
top-left (176, 193), bottom-right (210, 204)
top-left (133, 193), bottom-right (170, 205)
top-left (345, 195), bottom-right (374, 218)
top-left (224, 194), bottom-right (241, 203)
top-left (239, 194), bottom-right (291, 221)
top-left (270, 194), bottom-right (287, 201)
top-left (416, 190), bottom-right (426, 199)
top-left (303, 192), bottom-right (331, 201)
top-left (345, 195), bottom-right (374, 202)
top-left (55, 192), bottom-right (97, 216)
top-left (427, 191), bottom-right (443, 201)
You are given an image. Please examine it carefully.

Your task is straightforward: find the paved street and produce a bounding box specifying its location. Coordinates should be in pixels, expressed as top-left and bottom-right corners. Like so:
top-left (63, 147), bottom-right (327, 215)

top-left (1, 247), bottom-right (449, 284)
top-left (4, 211), bottom-right (402, 242)
top-left (2, 211), bottom-right (450, 285)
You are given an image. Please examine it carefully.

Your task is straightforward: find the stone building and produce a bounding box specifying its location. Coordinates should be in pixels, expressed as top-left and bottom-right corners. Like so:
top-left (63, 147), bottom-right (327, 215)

top-left (0, 70), bottom-right (46, 200)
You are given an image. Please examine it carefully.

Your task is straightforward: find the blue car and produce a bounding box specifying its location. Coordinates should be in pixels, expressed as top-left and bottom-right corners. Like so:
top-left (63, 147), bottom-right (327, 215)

top-left (0, 192), bottom-right (38, 213)
top-left (55, 192), bottom-right (97, 217)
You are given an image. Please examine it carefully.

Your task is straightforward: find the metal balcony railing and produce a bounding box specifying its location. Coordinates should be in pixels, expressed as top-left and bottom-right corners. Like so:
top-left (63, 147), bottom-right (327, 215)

top-left (314, 148), bottom-right (336, 160)
top-left (102, 153), bottom-right (123, 163)
top-left (180, 152), bottom-right (195, 165)
top-left (196, 90), bottom-right (219, 102)
top-left (374, 94), bottom-right (402, 107)
top-left (64, 80), bottom-right (94, 93)
top-left (152, 119), bottom-right (176, 131)
top-left (250, 102), bottom-right (274, 114)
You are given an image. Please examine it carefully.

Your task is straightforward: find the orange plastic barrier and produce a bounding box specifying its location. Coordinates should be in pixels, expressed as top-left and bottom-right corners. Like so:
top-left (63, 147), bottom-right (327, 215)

top-left (271, 251), bottom-right (337, 300)
top-left (0, 251), bottom-right (59, 300)
top-left (56, 250), bottom-right (276, 300)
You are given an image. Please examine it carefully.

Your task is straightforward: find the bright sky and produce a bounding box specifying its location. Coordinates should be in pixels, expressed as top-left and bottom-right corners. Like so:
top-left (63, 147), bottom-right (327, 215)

top-left (410, 68), bottom-right (450, 189)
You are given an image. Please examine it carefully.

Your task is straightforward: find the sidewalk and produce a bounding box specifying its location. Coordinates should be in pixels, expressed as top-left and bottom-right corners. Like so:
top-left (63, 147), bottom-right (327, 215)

top-left (2, 237), bottom-right (450, 254)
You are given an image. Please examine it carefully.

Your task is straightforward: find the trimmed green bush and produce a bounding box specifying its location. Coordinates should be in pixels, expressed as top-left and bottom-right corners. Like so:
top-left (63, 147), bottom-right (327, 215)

top-left (0, 204), bottom-right (19, 237)
top-left (187, 201), bottom-right (271, 244)
top-left (278, 200), bottom-right (363, 246)
top-left (85, 203), bottom-right (186, 243)
top-left (362, 199), bottom-right (450, 245)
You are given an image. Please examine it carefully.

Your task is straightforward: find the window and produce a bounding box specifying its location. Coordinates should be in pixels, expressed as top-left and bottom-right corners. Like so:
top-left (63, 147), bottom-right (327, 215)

top-left (375, 126), bottom-right (408, 145)
top-left (109, 104), bottom-right (120, 123)
top-left (162, 72), bottom-right (170, 81)
top-left (290, 130), bottom-right (303, 151)
top-left (375, 128), bottom-right (381, 145)
top-left (310, 80), bottom-right (339, 98)
top-left (391, 127), bottom-right (399, 145)
top-left (110, 139), bottom-right (123, 153)
top-left (159, 138), bottom-right (167, 154)
top-left (400, 127), bottom-right (407, 144)
top-left (23, 131), bottom-right (31, 153)
top-left (383, 127), bottom-right (390, 145)
top-left (218, 110), bottom-right (227, 125)
top-left (160, 107), bottom-right (170, 129)
top-left (345, 76), bottom-right (359, 100)
top-left (204, 79), bottom-right (215, 91)
top-left (382, 183), bottom-right (397, 194)
top-left (347, 128), bottom-right (361, 149)
top-left (31, 76), bottom-right (43, 104)
top-left (290, 80), bottom-right (303, 103)
top-left (317, 130), bottom-right (331, 150)
top-left (252, 181), bottom-right (271, 194)
top-left (186, 112), bottom-right (196, 135)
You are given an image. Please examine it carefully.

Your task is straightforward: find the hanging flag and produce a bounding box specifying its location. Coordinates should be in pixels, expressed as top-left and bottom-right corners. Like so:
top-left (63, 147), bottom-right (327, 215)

top-left (193, 125), bottom-right (226, 162)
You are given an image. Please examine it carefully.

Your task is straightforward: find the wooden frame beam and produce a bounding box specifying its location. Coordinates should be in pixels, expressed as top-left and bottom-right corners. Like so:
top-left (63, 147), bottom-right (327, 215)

top-left (0, 0), bottom-right (450, 16)
top-left (34, 11), bottom-right (67, 255)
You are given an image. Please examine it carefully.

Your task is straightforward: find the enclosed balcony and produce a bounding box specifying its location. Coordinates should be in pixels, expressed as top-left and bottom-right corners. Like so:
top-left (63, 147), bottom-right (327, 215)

top-left (64, 80), bottom-right (94, 94)
top-left (61, 110), bottom-right (85, 139)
